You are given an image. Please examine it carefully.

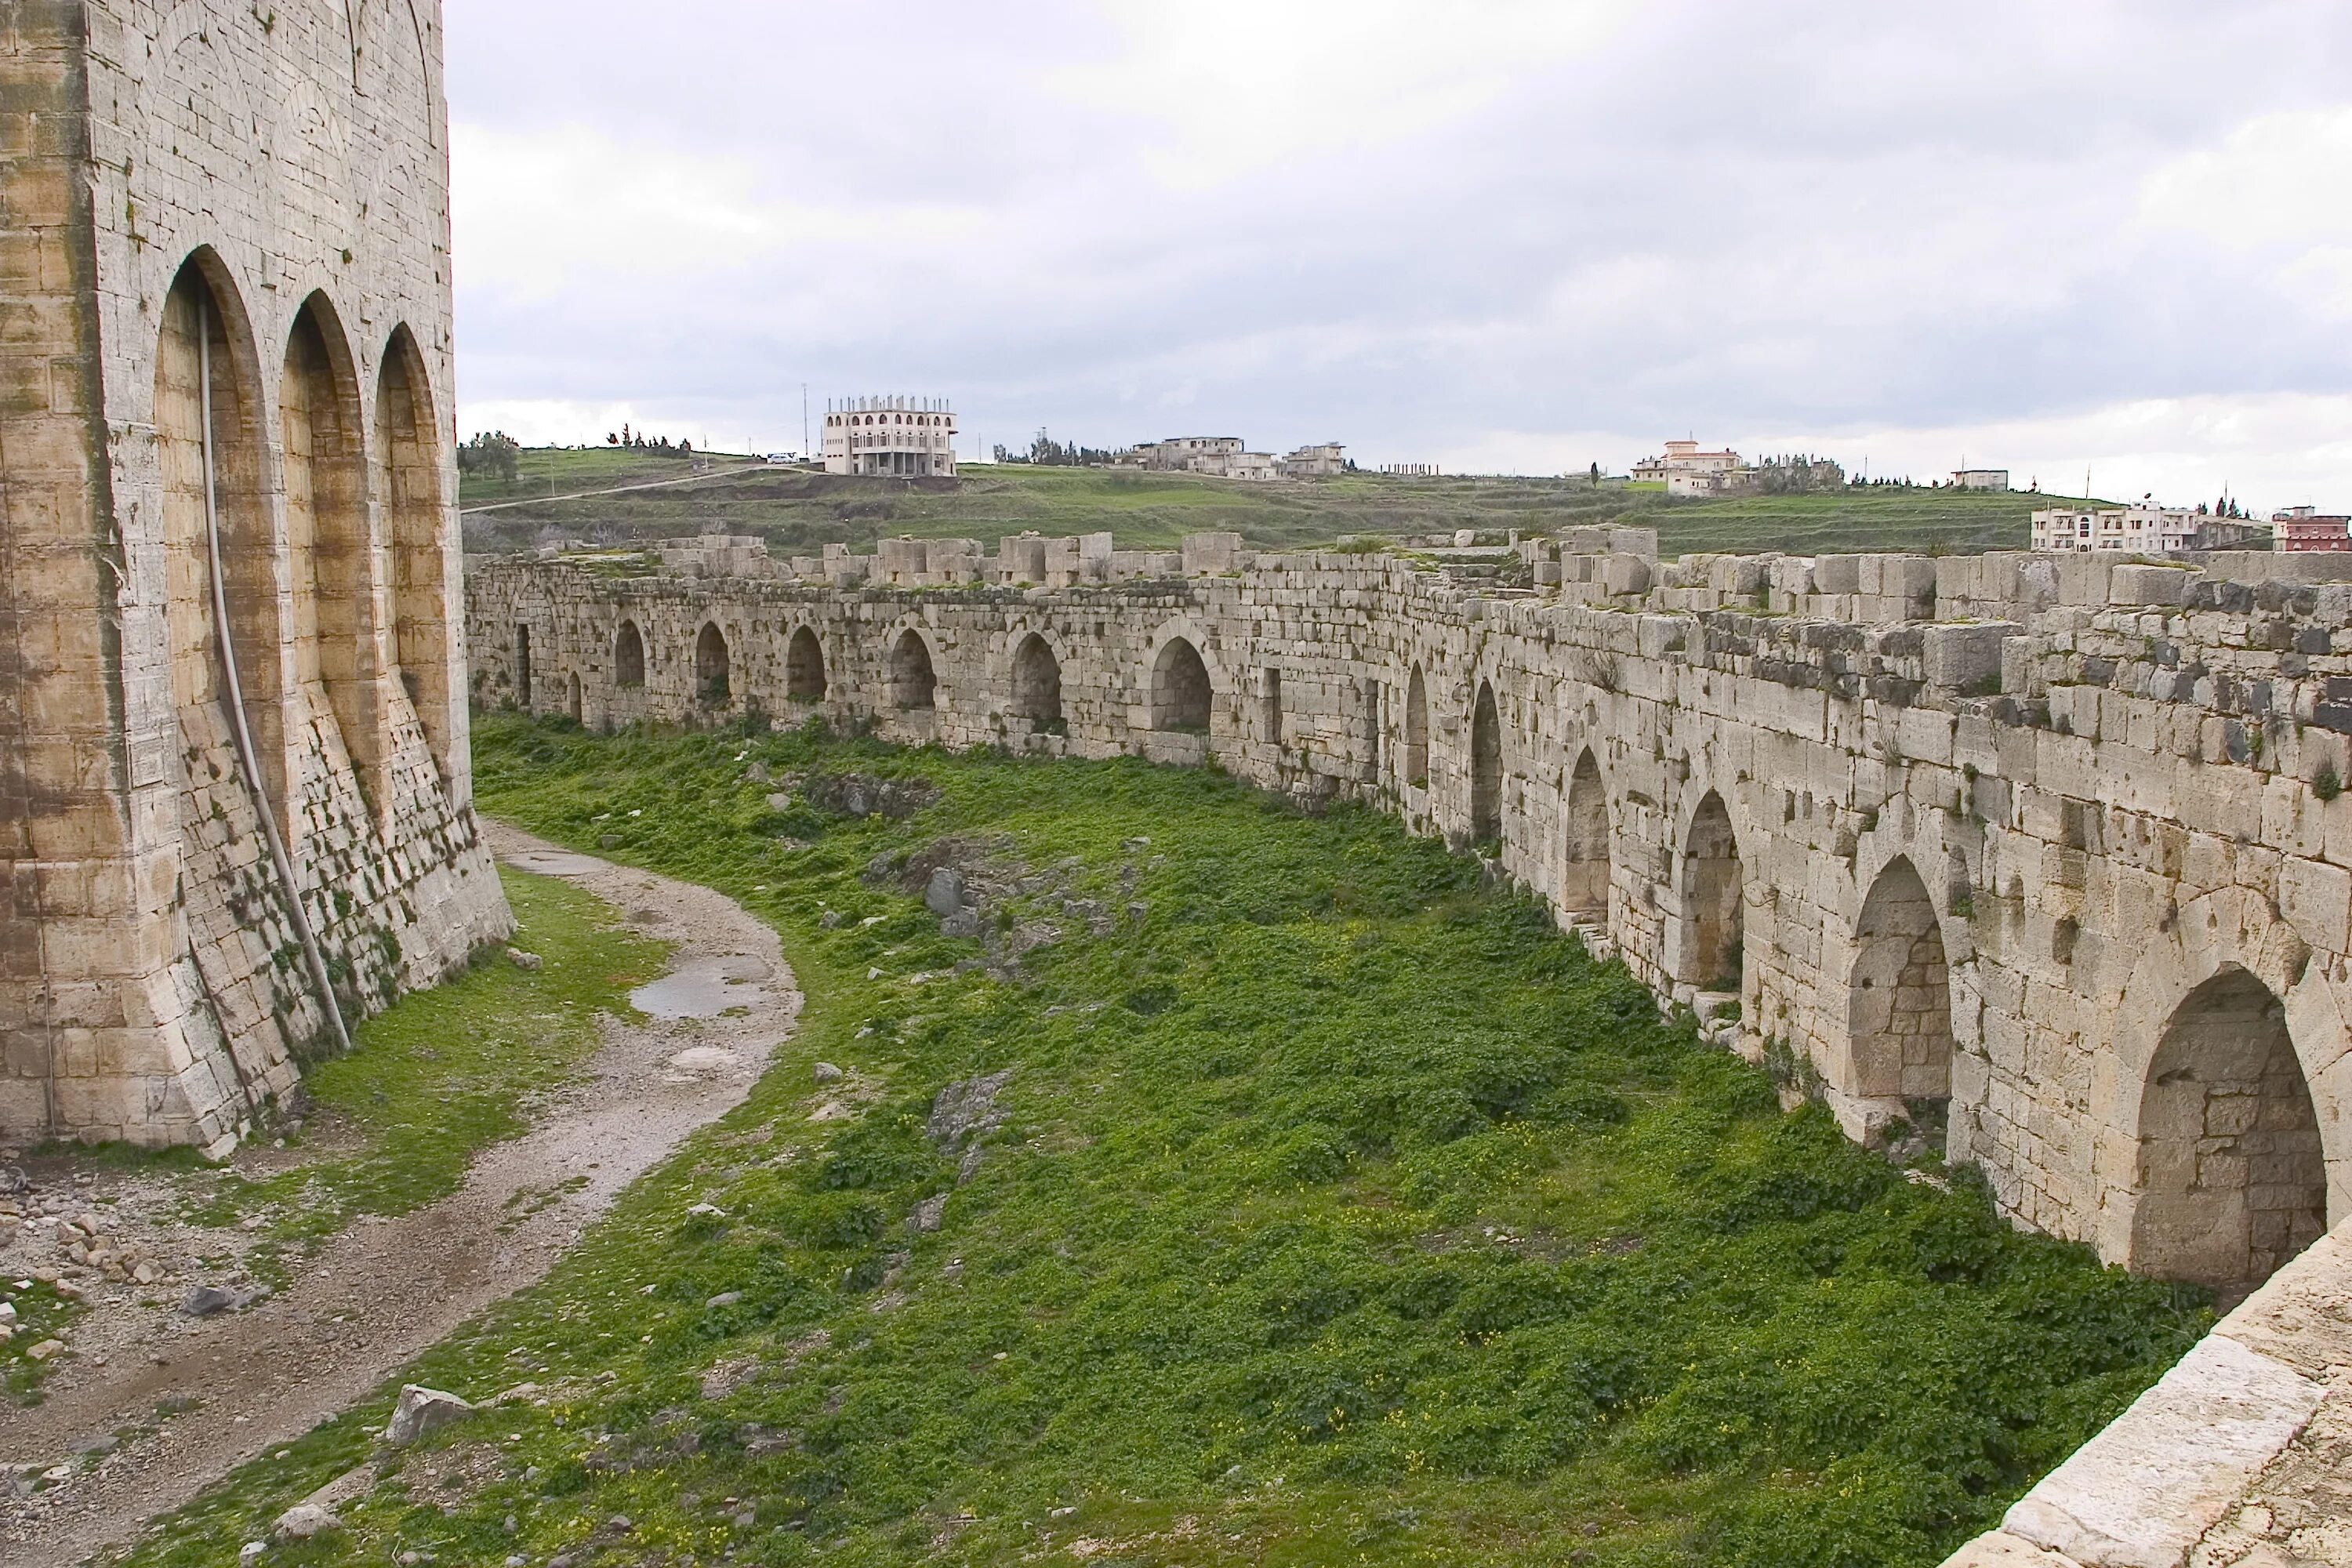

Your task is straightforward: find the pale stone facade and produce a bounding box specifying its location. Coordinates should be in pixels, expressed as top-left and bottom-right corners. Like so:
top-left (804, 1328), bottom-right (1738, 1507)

top-left (820, 395), bottom-right (956, 477)
top-left (1, 0), bottom-right (510, 1152)
top-left (474, 533), bottom-right (2352, 1305)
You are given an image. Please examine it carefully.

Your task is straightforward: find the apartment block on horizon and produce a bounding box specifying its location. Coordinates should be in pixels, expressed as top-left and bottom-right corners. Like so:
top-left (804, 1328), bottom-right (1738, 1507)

top-left (1632, 439), bottom-right (1758, 497)
top-left (2029, 504), bottom-right (2268, 555)
top-left (2275, 506), bottom-right (2351, 553)
top-left (1132, 435), bottom-right (1279, 481)
top-left (823, 395), bottom-right (957, 477)
top-left (1951, 468), bottom-right (2011, 491)
top-left (1277, 442), bottom-right (1347, 479)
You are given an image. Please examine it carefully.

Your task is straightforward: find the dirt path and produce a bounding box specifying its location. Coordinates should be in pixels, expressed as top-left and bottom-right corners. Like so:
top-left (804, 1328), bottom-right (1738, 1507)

top-left (458, 461), bottom-right (768, 515)
top-left (0, 825), bottom-right (797, 1568)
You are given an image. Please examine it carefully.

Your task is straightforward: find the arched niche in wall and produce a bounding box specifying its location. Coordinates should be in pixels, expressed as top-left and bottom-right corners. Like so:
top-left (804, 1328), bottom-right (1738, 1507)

top-left (1561, 748), bottom-right (1610, 922)
top-left (378, 325), bottom-right (452, 782)
top-left (786, 626), bottom-right (826, 702)
top-left (1152, 637), bottom-right (1210, 733)
top-left (1011, 633), bottom-right (1062, 728)
top-left (1469, 681), bottom-right (1501, 844)
top-left (157, 255), bottom-right (289, 825)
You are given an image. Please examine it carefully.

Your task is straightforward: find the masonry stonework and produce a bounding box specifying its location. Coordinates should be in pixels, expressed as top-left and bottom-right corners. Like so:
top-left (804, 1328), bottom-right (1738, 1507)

top-left (1, 1), bottom-right (510, 1152)
top-left (474, 533), bottom-right (2352, 1300)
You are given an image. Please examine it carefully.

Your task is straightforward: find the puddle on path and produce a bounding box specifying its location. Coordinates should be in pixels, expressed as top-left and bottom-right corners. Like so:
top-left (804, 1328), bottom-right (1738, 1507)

top-left (631, 954), bottom-right (774, 1019)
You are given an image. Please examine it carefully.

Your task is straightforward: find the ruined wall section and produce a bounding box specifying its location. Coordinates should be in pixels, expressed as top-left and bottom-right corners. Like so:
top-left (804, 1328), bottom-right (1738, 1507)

top-left (468, 543), bottom-right (2352, 1283)
top-left (0, 1), bottom-right (509, 1152)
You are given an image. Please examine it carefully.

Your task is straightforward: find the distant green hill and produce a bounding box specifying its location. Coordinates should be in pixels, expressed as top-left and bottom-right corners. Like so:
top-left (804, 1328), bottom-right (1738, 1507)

top-left (461, 450), bottom-right (2091, 560)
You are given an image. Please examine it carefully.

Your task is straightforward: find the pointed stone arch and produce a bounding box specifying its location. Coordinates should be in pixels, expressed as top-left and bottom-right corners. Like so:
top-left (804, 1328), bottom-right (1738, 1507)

top-left (1152, 637), bottom-right (1211, 732)
top-left (695, 622), bottom-right (730, 707)
top-left (614, 619), bottom-right (645, 688)
top-left (565, 670), bottom-right (583, 724)
top-left (1675, 789), bottom-right (1744, 989)
top-left (1561, 747), bottom-right (1610, 921)
top-left (2132, 968), bottom-right (2326, 1298)
top-left (1469, 680), bottom-right (1502, 844)
top-left (514, 623), bottom-right (533, 712)
top-left (158, 256), bottom-right (289, 821)
top-left (378, 324), bottom-right (452, 780)
top-left (1011, 633), bottom-right (1062, 726)
top-left (283, 292), bottom-right (382, 811)
top-left (1403, 662), bottom-right (1429, 788)
top-left (1843, 856), bottom-right (1955, 1112)
top-left (786, 626), bottom-right (826, 702)
top-left (891, 628), bottom-right (937, 711)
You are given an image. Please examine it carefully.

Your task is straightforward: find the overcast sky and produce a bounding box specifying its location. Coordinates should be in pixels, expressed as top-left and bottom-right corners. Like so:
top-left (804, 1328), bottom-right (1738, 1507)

top-left (446, 0), bottom-right (2352, 510)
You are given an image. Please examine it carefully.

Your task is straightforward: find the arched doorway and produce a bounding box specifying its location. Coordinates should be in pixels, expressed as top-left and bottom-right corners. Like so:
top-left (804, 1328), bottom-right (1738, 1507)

top-left (2132, 969), bottom-right (2327, 1298)
top-left (565, 671), bottom-right (583, 724)
top-left (1470, 681), bottom-right (1501, 844)
top-left (615, 620), bottom-right (645, 688)
top-left (1846, 858), bottom-right (1955, 1113)
top-left (695, 622), bottom-right (730, 706)
top-left (283, 293), bottom-right (379, 804)
top-left (1152, 638), bottom-right (1210, 732)
top-left (158, 258), bottom-right (288, 818)
top-left (514, 625), bottom-right (533, 711)
top-left (1403, 664), bottom-right (1429, 788)
top-left (1561, 748), bottom-right (1610, 921)
top-left (1677, 790), bottom-right (1743, 989)
top-left (891, 629), bottom-right (937, 710)
top-left (379, 326), bottom-right (451, 779)
top-left (1011, 633), bottom-right (1062, 726)
top-left (786, 626), bottom-right (826, 702)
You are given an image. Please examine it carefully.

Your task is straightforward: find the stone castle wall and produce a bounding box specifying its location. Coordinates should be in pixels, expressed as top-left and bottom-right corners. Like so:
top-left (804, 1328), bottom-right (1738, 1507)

top-left (0, 1), bottom-right (510, 1153)
top-left (473, 533), bottom-right (2352, 1296)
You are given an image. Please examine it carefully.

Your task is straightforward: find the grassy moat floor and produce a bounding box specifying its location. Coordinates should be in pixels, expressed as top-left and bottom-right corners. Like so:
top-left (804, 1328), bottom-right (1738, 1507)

top-left (119, 717), bottom-right (2209, 1568)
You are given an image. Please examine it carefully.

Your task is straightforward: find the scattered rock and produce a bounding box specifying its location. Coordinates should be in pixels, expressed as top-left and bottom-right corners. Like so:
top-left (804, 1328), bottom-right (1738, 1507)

top-left (907, 1193), bottom-right (948, 1232)
top-left (928, 1071), bottom-right (1014, 1152)
top-left (804, 773), bottom-right (940, 821)
top-left (179, 1285), bottom-right (241, 1317)
top-left (274, 1504), bottom-right (343, 1541)
top-left (506, 948), bottom-right (543, 972)
top-left (25, 1339), bottom-right (64, 1361)
top-left (384, 1384), bottom-right (475, 1446)
top-left (239, 1542), bottom-right (268, 1566)
top-left (818, 909), bottom-right (844, 930)
top-left (599, 833), bottom-right (622, 849)
top-left (924, 867), bottom-right (965, 917)
top-left (812, 1062), bottom-right (844, 1084)
top-left (764, 791), bottom-right (793, 811)
top-left (808, 1101), bottom-right (853, 1123)
top-left (705, 1291), bottom-right (742, 1309)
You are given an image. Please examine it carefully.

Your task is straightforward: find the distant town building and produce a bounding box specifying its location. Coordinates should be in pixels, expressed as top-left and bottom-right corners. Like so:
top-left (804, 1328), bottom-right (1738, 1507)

top-left (1277, 443), bottom-right (1347, 479)
top-left (2274, 506), bottom-right (2351, 553)
top-left (823, 396), bottom-right (957, 477)
top-left (2195, 517), bottom-right (2275, 551)
top-left (1951, 468), bottom-right (2011, 491)
top-left (2032, 506), bottom-right (2203, 554)
top-left (1381, 463), bottom-right (1439, 477)
top-left (1131, 435), bottom-right (1279, 481)
top-left (1633, 439), bottom-right (1759, 497)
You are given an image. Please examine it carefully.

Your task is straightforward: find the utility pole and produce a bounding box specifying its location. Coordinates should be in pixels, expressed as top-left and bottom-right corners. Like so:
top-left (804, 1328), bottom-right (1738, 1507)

top-left (801, 383), bottom-right (809, 460)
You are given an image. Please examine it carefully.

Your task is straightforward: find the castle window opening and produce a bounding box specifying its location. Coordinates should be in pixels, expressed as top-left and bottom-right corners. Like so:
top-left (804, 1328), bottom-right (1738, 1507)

top-left (566, 670), bottom-right (583, 724)
top-left (515, 624), bottom-right (533, 711)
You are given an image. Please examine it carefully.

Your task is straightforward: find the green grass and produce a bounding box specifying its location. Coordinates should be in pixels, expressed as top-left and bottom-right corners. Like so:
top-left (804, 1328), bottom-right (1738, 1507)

top-left (460, 452), bottom-right (2087, 561)
top-left (111, 719), bottom-right (2206, 1568)
top-left (458, 447), bottom-right (758, 508)
top-left (180, 869), bottom-right (666, 1255)
top-left (2, 1279), bottom-right (83, 1405)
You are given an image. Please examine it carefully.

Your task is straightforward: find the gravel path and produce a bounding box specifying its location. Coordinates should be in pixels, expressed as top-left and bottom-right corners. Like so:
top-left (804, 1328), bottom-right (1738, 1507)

top-left (0, 824), bottom-right (797, 1568)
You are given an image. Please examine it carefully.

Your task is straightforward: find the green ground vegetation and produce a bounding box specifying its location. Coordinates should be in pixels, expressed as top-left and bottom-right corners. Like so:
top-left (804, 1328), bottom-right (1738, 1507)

top-left (459, 447), bottom-right (764, 510)
top-left (460, 452), bottom-right (2085, 561)
top-left (183, 869), bottom-right (667, 1258)
top-left (118, 718), bottom-right (2207, 1568)
top-left (1, 1279), bottom-right (81, 1403)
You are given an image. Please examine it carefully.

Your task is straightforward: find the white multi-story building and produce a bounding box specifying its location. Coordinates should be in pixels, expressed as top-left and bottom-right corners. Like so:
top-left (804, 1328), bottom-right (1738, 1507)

top-left (823, 396), bottom-right (957, 477)
top-left (1635, 439), bottom-right (1753, 495)
top-left (2031, 506), bottom-right (2201, 554)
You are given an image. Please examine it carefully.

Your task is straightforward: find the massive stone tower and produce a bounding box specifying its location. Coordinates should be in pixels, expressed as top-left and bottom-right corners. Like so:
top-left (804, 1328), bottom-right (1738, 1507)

top-left (0, 1), bottom-right (511, 1152)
